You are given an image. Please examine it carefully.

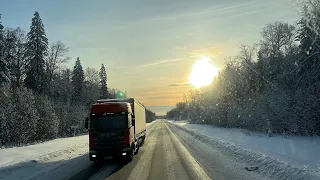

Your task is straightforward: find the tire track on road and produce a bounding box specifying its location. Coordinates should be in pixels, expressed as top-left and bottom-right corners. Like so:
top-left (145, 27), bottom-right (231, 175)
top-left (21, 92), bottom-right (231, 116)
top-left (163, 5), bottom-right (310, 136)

top-left (164, 122), bottom-right (211, 180)
top-left (125, 123), bottom-right (159, 180)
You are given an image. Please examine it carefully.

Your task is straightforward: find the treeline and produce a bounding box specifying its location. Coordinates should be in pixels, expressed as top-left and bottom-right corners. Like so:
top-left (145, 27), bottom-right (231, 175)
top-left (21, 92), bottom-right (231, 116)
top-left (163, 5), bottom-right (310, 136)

top-left (0, 12), bottom-right (129, 146)
top-left (145, 109), bottom-right (156, 123)
top-left (167, 0), bottom-right (320, 136)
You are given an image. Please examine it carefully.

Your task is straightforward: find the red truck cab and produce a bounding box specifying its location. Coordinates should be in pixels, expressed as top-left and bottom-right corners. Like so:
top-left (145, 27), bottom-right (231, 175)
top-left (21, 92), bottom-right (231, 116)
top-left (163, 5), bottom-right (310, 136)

top-left (85, 102), bottom-right (135, 163)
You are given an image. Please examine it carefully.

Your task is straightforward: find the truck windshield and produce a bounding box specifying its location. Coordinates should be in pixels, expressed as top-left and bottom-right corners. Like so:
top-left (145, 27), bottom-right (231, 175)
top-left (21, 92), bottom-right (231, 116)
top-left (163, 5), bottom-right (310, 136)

top-left (90, 115), bottom-right (128, 131)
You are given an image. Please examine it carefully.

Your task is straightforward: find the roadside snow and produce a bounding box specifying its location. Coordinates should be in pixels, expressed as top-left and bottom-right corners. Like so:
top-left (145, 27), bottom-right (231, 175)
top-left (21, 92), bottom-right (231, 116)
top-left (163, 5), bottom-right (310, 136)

top-left (0, 135), bottom-right (88, 168)
top-left (0, 120), bottom-right (154, 169)
top-left (0, 121), bottom-right (158, 180)
top-left (167, 120), bottom-right (320, 180)
top-left (146, 120), bottom-right (157, 127)
top-left (0, 135), bottom-right (89, 179)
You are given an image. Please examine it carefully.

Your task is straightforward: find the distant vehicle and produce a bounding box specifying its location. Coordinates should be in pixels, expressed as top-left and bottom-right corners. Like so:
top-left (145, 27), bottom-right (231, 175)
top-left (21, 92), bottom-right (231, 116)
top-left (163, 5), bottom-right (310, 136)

top-left (85, 98), bottom-right (146, 163)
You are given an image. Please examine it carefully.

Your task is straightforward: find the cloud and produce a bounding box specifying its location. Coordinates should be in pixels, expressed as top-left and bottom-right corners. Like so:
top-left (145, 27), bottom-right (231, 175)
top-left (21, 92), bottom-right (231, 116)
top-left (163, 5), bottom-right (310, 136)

top-left (138, 58), bottom-right (183, 68)
top-left (106, 58), bottom-right (184, 75)
top-left (188, 46), bottom-right (222, 59)
top-left (168, 82), bottom-right (192, 87)
top-left (138, 0), bottom-right (265, 22)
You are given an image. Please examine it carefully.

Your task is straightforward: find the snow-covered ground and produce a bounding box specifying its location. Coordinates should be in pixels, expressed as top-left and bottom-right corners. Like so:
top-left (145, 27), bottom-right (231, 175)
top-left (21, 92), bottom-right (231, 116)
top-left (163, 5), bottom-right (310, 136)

top-left (0, 135), bottom-right (89, 180)
top-left (167, 120), bottom-right (320, 179)
top-left (0, 121), bottom-right (156, 180)
top-left (3, 119), bottom-right (318, 180)
top-left (0, 135), bottom-right (88, 168)
top-left (146, 120), bottom-right (157, 127)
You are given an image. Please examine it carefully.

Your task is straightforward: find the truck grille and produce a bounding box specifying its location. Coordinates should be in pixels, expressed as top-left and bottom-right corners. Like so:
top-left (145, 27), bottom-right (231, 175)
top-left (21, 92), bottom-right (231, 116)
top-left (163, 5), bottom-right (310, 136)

top-left (94, 138), bottom-right (124, 146)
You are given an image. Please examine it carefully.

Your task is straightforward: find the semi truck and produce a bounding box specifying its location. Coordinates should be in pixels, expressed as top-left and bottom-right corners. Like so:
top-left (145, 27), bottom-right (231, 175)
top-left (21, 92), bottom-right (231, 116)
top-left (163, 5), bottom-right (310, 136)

top-left (85, 98), bottom-right (146, 163)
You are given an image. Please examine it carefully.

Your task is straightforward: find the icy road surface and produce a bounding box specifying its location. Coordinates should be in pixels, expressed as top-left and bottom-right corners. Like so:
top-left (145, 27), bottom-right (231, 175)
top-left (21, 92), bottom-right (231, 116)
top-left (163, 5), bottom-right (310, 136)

top-left (69, 120), bottom-right (265, 180)
top-left (1, 120), bottom-right (317, 180)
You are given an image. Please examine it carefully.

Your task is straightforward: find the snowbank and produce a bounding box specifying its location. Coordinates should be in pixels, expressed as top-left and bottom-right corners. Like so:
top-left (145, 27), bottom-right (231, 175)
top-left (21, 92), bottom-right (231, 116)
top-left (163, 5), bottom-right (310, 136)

top-left (0, 135), bottom-right (89, 179)
top-left (146, 120), bottom-right (158, 127)
top-left (0, 120), bottom-right (157, 169)
top-left (167, 120), bottom-right (320, 180)
top-left (0, 122), bottom-right (158, 179)
top-left (0, 135), bottom-right (88, 168)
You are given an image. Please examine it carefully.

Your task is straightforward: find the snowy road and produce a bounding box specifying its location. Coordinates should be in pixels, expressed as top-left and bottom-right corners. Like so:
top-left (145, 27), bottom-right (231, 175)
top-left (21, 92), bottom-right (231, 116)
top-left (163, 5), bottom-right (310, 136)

top-left (67, 120), bottom-right (266, 180)
top-left (3, 120), bottom-right (315, 180)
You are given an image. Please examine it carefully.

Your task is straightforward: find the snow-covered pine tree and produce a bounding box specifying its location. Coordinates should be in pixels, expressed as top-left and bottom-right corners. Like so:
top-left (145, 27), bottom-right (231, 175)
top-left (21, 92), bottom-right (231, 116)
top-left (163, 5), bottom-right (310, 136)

top-left (0, 14), bottom-right (10, 86)
top-left (8, 87), bottom-right (40, 144)
top-left (99, 63), bottom-right (108, 98)
top-left (34, 95), bottom-right (59, 141)
top-left (3, 28), bottom-right (26, 89)
top-left (71, 57), bottom-right (84, 103)
top-left (24, 11), bottom-right (48, 94)
top-left (294, 1), bottom-right (320, 135)
top-left (296, 3), bottom-right (320, 89)
top-left (0, 85), bottom-right (10, 146)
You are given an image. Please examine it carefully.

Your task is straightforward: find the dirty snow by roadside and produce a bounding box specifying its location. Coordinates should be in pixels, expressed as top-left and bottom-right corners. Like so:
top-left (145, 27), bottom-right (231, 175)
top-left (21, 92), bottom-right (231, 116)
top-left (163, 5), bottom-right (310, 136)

top-left (0, 135), bottom-right (88, 168)
top-left (167, 120), bottom-right (320, 180)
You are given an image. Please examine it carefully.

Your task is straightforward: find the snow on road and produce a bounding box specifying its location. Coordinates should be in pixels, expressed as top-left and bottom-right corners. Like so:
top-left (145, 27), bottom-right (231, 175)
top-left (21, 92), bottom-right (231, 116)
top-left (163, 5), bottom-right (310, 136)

top-left (2, 119), bottom-right (318, 180)
top-left (0, 121), bottom-right (156, 180)
top-left (146, 119), bottom-right (157, 127)
top-left (168, 120), bottom-right (320, 179)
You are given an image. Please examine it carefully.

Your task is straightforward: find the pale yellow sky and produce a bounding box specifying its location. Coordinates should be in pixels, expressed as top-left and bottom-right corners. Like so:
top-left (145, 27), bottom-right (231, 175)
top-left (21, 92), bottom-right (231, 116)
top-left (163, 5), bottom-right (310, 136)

top-left (2, 0), bottom-right (300, 106)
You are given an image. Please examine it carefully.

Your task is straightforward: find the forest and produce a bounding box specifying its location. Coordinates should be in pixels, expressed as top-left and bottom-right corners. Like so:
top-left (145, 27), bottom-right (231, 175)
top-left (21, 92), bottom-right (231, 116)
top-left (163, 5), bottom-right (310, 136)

top-left (0, 12), bottom-right (155, 147)
top-left (167, 0), bottom-right (320, 136)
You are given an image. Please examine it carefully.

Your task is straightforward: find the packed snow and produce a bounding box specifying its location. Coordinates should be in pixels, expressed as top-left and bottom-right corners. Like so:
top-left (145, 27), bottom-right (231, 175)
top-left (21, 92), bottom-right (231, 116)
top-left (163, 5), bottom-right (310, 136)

top-left (146, 120), bottom-right (157, 127)
top-left (167, 120), bottom-right (320, 179)
top-left (2, 120), bottom-right (319, 180)
top-left (0, 135), bottom-right (88, 179)
top-left (0, 135), bottom-right (88, 168)
top-left (0, 121), bottom-right (156, 180)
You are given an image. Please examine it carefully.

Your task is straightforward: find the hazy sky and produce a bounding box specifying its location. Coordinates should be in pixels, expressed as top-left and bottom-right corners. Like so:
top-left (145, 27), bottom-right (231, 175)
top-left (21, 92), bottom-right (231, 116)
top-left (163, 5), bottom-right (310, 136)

top-left (1, 0), bottom-right (300, 106)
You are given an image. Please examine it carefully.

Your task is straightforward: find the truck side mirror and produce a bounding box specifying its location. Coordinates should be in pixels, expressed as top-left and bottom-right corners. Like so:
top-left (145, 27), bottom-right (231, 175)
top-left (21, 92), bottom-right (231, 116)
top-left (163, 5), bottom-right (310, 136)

top-left (85, 117), bottom-right (89, 129)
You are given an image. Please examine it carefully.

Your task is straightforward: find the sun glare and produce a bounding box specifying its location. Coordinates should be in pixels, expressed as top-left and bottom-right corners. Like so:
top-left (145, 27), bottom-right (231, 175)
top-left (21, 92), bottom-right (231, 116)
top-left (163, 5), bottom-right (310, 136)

top-left (189, 57), bottom-right (218, 88)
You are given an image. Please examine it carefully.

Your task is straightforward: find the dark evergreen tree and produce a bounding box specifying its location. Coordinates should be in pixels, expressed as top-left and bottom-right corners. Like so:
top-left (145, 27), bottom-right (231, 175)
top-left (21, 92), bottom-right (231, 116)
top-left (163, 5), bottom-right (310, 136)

top-left (0, 14), bottom-right (10, 86)
top-left (294, 1), bottom-right (320, 135)
top-left (296, 4), bottom-right (320, 90)
top-left (3, 28), bottom-right (26, 89)
top-left (24, 11), bottom-right (48, 94)
top-left (0, 12), bottom-right (130, 145)
top-left (71, 57), bottom-right (84, 103)
top-left (99, 63), bottom-right (108, 98)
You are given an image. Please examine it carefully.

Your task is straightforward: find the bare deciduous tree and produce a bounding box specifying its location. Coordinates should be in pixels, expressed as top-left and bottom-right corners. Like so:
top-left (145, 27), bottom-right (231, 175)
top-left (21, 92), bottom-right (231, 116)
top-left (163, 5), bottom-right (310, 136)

top-left (85, 67), bottom-right (99, 85)
top-left (260, 21), bottom-right (295, 58)
top-left (46, 41), bottom-right (70, 81)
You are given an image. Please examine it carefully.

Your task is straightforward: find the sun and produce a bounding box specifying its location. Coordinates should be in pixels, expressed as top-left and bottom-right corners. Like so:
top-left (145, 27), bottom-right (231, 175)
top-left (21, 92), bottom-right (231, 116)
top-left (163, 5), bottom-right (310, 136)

top-left (189, 57), bottom-right (218, 88)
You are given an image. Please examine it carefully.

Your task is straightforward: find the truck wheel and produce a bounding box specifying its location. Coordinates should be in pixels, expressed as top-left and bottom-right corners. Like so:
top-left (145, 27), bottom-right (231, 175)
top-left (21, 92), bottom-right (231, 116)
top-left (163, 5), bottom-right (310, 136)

top-left (93, 159), bottom-right (103, 166)
top-left (141, 136), bottom-right (146, 146)
top-left (135, 145), bottom-right (140, 155)
top-left (126, 149), bottom-right (134, 162)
